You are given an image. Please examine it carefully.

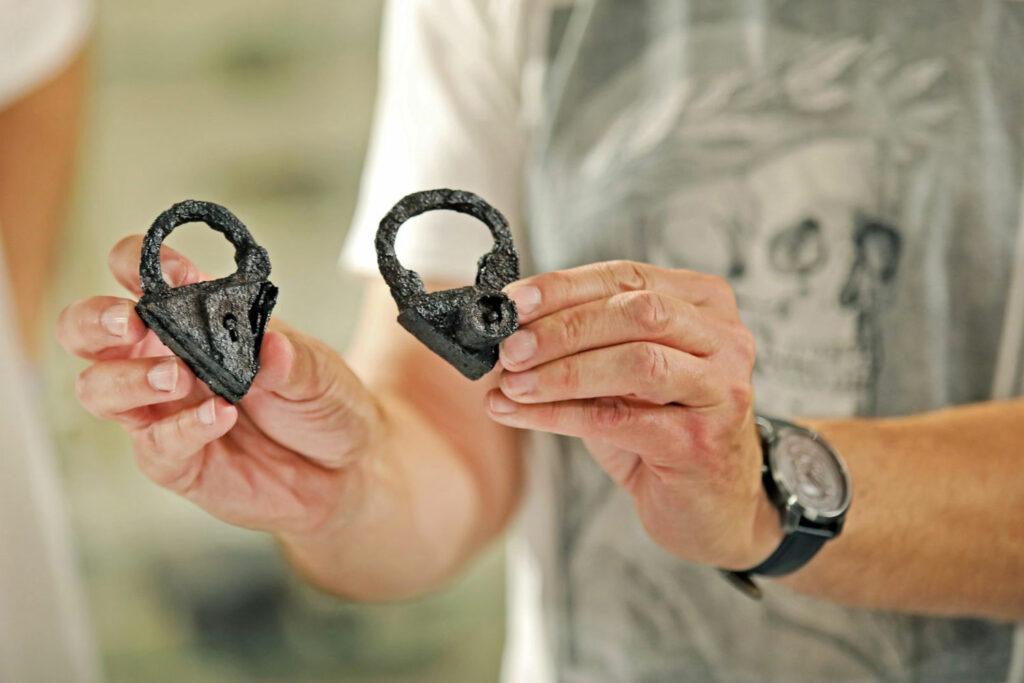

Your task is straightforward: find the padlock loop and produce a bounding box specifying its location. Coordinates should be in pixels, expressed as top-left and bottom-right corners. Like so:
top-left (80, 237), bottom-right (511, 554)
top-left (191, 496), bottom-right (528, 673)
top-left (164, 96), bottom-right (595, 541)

top-left (376, 189), bottom-right (519, 309)
top-left (139, 200), bottom-right (271, 296)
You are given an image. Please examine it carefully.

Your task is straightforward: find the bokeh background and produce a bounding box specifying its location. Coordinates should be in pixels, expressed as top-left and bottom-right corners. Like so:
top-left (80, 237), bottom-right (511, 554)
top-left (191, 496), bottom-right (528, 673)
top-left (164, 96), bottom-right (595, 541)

top-left (43, 1), bottom-right (506, 680)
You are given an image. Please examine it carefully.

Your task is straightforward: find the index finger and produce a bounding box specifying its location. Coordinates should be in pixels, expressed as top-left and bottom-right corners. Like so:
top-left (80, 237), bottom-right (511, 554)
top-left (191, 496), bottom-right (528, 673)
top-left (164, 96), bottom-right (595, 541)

top-left (108, 234), bottom-right (211, 297)
top-left (56, 295), bottom-right (149, 360)
top-left (504, 260), bottom-right (739, 325)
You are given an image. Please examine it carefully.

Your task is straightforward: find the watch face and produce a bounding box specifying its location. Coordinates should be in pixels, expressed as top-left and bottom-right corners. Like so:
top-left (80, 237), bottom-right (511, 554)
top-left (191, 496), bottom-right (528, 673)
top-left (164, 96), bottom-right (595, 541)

top-left (770, 432), bottom-right (849, 519)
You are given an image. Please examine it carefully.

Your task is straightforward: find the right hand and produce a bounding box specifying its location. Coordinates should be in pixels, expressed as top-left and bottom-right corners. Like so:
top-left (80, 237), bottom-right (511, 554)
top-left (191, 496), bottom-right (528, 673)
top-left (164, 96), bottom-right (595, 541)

top-left (56, 236), bottom-right (383, 537)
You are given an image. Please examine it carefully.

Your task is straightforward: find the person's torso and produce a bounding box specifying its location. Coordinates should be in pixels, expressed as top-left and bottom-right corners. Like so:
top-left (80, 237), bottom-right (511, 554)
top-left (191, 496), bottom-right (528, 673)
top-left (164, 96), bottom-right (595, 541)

top-left (510, 1), bottom-right (1024, 681)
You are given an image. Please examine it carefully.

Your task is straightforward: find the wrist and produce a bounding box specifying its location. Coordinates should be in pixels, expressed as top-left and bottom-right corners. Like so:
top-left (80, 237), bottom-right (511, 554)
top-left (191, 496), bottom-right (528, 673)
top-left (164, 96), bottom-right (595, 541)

top-left (274, 396), bottom-right (393, 550)
top-left (748, 485), bottom-right (785, 565)
top-left (273, 449), bottom-right (381, 596)
top-left (726, 416), bottom-right (852, 583)
top-left (720, 418), bottom-right (784, 570)
top-left (275, 392), bottom-right (484, 600)
top-left (275, 451), bottom-right (372, 547)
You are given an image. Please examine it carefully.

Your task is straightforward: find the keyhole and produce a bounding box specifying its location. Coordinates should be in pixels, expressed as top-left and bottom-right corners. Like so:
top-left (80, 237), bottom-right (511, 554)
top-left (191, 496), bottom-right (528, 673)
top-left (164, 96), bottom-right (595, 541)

top-left (478, 294), bottom-right (504, 326)
top-left (223, 313), bottom-right (239, 342)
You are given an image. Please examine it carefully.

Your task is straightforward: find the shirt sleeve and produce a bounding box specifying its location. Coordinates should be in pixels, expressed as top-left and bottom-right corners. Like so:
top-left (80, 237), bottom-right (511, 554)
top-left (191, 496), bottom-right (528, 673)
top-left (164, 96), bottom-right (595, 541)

top-left (341, 0), bottom-right (528, 284)
top-left (0, 0), bottom-right (94, 109)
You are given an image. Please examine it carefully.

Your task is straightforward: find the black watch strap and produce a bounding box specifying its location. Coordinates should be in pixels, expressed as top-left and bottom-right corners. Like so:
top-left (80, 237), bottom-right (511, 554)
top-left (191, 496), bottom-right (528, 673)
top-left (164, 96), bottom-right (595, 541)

top-left (720, 530), bottom-right (828, 600)
top-left (721, 416), bottom-right (849, 599)
top-left (741, 529), bottom-right (827, 576)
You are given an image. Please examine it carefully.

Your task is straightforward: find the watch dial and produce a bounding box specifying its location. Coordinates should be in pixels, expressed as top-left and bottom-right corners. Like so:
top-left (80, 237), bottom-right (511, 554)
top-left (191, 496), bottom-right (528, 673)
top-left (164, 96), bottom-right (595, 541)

top-left (771, 433), bottom-right (848, 517)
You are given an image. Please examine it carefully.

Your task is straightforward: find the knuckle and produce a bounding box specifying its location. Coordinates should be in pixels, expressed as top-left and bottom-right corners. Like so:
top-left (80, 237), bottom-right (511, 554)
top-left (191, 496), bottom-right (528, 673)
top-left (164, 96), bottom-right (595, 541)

top-left (535, 401), bottom-right (561, 426)
top-left (728, 381), bottom-right (754, 414)
top-left (139, 422), bottom-right (167, 460)
top-left (735, 325), bottom-right (757, 363)
top-left (142, 415), bottom-right (186, 461)
top-left (633, 342), bottom-right (671, 386)
top-left (172, 410), bottom-right (192, 445)
top-left (684, 411), bottom-right (714, 453)
top-left (589, 397), bottom-right (631, 432)
top-left (115, 406), bottom-right (155, 431)
top-left (692, 366), bottom-right (715, 401)
top-left (607, 260), bottom-right (650, 292)
top-left (683, 412), bottom-right (732, 465)
top-left (718, 321), bottom-right (756, 366)
top-left (702, 273), bottom-right (737, 308)
top-left (556, 355), bottom-right (582, 393)
top-left (545, 270), bottom-right (573, 299)
top-left (710, 274), bottom-right (735, 299)
top-left (624, 291), bottom-right (671, 336)
top-left (559, 307), bottom-right (587, 351)
top-left (135, 414), bottom-right (194, 488)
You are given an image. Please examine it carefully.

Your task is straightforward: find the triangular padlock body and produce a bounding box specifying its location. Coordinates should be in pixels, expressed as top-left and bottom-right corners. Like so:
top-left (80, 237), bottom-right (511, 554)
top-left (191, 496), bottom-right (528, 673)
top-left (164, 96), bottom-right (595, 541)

top-left (397, 289), bottom-right (498, 380)
top-left (136, 279), bottom-right (278, 403)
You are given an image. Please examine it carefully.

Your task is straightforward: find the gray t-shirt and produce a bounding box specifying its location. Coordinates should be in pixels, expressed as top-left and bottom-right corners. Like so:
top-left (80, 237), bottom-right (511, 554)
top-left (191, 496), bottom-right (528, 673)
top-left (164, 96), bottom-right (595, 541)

top-left (345, 1), bottom-right (1024, 680)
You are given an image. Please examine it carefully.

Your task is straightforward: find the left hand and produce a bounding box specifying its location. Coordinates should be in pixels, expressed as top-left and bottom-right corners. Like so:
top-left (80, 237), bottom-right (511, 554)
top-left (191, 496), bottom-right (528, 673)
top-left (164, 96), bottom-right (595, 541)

top-left (486, 260), bottom-right (782, 570)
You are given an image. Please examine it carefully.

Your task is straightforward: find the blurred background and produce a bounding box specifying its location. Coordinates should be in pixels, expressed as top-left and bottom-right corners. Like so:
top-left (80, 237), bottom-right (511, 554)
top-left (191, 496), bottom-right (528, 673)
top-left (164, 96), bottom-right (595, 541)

top-left (40, 1), bottom-right (505, 680)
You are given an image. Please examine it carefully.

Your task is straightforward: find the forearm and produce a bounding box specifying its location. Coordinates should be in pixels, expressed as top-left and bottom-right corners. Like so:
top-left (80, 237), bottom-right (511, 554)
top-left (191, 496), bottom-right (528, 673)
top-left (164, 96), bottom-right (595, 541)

top-left (278, 392), bottom-right (514, 600)
top-left (277, 282), bottom-right (522, 600)
top-left (0, 47), bottom-right (88, 357)
top-left (781, 398), bottom-right (1024, 621)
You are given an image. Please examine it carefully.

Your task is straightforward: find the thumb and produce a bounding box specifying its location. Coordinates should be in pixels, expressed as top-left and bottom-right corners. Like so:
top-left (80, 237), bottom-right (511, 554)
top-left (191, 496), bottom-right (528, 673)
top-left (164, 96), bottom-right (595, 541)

top-left (246, 325), bottom-right (382, 466)
top-left (255, 327), bottom-right (334, 400)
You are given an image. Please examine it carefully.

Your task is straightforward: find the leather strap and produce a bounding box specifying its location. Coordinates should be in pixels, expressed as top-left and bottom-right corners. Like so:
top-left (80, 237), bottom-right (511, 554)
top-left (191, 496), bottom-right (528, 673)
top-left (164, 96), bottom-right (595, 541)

top-left (742, 528), bottom-right (828, 576)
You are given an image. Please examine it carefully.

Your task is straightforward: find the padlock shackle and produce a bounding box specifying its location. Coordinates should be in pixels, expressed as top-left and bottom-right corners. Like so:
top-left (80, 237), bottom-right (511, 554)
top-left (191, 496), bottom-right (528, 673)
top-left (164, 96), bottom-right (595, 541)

top-left (375, 189), bottom-right (520, 309)
top-left (139, 200), bottom-right (272, 297)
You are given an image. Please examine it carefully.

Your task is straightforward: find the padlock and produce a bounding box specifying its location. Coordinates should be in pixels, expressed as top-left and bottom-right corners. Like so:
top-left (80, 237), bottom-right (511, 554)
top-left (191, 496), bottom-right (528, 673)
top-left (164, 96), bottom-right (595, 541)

top-left (376, 189), bottom-right (520, 380)
top-left (136, 200), bottom-right (278, 403)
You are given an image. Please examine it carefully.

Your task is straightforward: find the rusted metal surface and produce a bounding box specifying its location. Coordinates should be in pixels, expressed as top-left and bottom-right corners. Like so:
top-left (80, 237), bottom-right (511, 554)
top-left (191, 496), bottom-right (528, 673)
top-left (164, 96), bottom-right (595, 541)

top-left (136, 200), bottom-right (278, 403)
top-left (376, 189), bottom-right (519, 379)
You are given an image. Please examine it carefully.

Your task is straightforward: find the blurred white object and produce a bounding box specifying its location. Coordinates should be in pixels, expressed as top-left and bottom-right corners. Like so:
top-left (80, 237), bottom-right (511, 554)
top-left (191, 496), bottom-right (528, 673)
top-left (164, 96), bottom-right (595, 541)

top-left (347, 1), bottom-right (1024, 681)
top-left (0, 0), bottom-right (92, 108)
top-left (0, 0), bottom-right (98, 681)
top-left (0, 247), bottom-right (99, 682)
top-left (994, 184), bottom-right (1024, 683)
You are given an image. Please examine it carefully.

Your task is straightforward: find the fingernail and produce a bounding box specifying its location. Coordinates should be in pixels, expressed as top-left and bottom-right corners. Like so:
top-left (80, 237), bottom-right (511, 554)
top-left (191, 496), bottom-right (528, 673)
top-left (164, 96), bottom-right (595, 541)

top-left (501, 329), bottom-right (537, 364)
top-left (101, 303), bottom-right (130, 337)
top-left (198, 397), bottom-right (217, 425)
top-left (147, 359), bottom-right (178, 392)
top-left (502, 371), bottom-right (536, 397)
top-left (507, 285), bottom-right (541, 316)
top-left (489, 392), bottom-right (519, 414)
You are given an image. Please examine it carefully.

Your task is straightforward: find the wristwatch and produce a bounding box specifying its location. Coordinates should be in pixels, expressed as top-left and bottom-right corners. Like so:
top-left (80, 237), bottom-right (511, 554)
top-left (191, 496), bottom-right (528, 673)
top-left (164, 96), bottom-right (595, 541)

top-left (722, 416), bottom-right (852, 599)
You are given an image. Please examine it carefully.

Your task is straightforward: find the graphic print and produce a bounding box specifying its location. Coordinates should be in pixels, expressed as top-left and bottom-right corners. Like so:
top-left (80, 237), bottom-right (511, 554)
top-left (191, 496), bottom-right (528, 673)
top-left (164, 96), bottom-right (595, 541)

top-left (840, 216), bottom-right (903, 413)
top-left (537, 32), bottom-right (956, 417)
top-left (524, 11), bottom-right (1020, 679)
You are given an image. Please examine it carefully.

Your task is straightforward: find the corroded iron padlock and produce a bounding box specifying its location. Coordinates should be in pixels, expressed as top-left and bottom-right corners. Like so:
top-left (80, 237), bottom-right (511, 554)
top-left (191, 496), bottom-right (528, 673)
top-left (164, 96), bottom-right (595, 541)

top-left (136, 200), bottom-right (278, 403)
top-left (376, 189), bottom-right (520, 380)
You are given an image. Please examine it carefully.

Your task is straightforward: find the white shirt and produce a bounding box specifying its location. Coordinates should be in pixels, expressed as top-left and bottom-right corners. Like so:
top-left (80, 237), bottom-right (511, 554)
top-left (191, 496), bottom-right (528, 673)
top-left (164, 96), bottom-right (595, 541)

top-left (0, 1), bottom-right (98, 680)
top-left (342, 0), bottom-right (537, 284)
top-left (0, 0), bottom-right (92, 108)
top-left (343, 1), bottom-right (1024, 681)
top-left (342, 4), bottom-right (555, 680)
